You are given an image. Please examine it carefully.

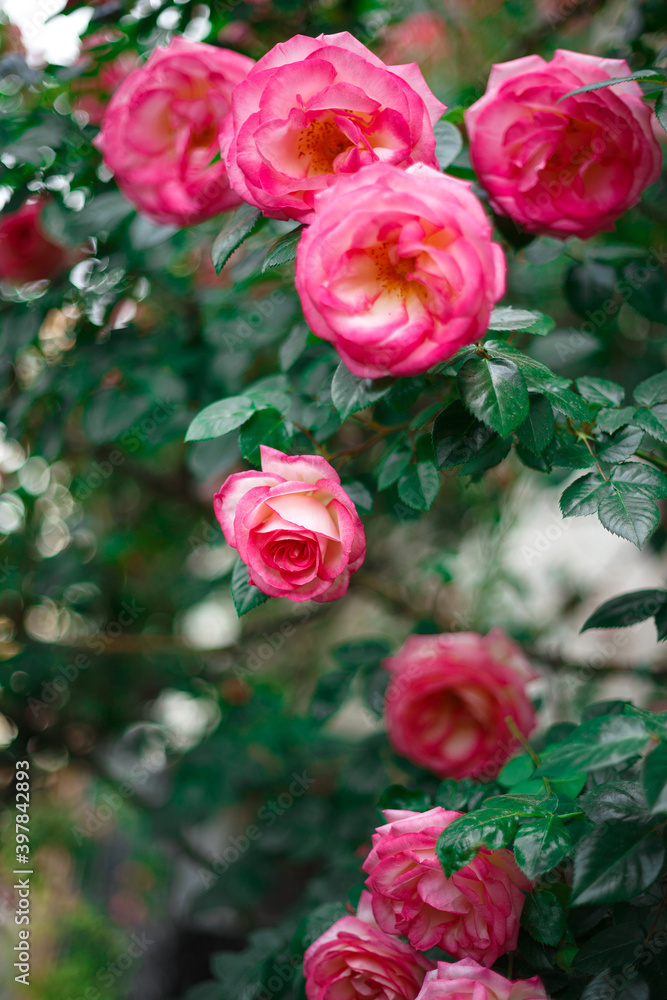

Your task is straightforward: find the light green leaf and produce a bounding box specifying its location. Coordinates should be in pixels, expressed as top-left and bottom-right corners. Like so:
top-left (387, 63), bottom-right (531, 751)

top-left (185, 396), bottom-right (256, 442)
top-left (212, 204), bottom-right (263, 274)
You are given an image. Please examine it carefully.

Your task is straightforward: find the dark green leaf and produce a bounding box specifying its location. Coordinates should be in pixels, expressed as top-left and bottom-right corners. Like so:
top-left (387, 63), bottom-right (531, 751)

top-left (560, 472), bottom-right (609, 517)
top-left (634, 406), bottom-right (667, 444)
top-left (230, 559), bottom-right (269, 617)
top-left (656, 90), bottom-right (667, 133)
top-left (432, 401), bottom-right (498, 468)
top-left (514, 816), bottom-right (572, 879)
top-left (634, 371), bottom-right (667, 408)
top-left (212, 204), bottom-right (263, 274)
top-left (559, 69), bottom-right (666, 99)
top-left (565, 260), bottom-right (617, 316)
top-left (579, 781), bottom-right (648, 823)
top-left (331, 364), bottom-right (393, 421)
top-left (84, 390), bottom-right (151, 444)
top-left (498, 754), bottom-right (535, 788)
top-left (279, 322), bottom-right (309, 372)
top-left (622, 263), bottom-right (667, 324)
top-left (397, 461), bottom-right (440, 511)
top-left (643, 741), bottom-right (667, 814)
top-left (597, 406), bottom-right (635, 434)
top-left (310, 668), bottom-right (356, 722)
top-left (610, 462), bottom-right (667, 499)
top-left (537, 714), bottom-right (650, 777)
top-left (581, 970), bottom-right (649, 1000)
top-left (436, 810), bottom-right (519, 876)
top-left (572, 820), bottom-right (665, 905)
top-left (597, 492), bottom-right (660, 548)
top-left (516, 395), bottom-right (555, 454)
top-left (596, 425), bottom-right (643, 463)
top-left (581, 589), bottom-right (667, 631)
top-left (577, 377), bottom-right (625, 408)
top-left (332, 640), bottom-right (390, 672)
top-left (239, 408), bottom-right (293, 465)
top-left (376, 439), bottom-right (413, 490)
top-left (544, 429), bottom-right (596, 470)
top-left (261, 225), bottom-right (303, 271)
top-left (378, 785), bottom-right (432, 812)
top-left (574, 923), bottom-right (645, 974)
top-left (458, 356), bottom-right (529, 437)
top-left (341, 480), bottom-right (373, 512)
top-left (433, 119), bottom-right (463, 168)
top-left (186, 396), bottom-right (256, 442)
top-left (521, 889), bottom-right (567, 946)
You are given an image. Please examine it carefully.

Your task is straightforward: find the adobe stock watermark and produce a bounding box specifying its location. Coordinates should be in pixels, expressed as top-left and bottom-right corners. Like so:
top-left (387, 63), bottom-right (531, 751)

top-left (71, 749), bottom-right (163, 844)
top-left (65, 930), bottom-right (155, 1000)
top-left (71, 399), bottom-right (176, 502)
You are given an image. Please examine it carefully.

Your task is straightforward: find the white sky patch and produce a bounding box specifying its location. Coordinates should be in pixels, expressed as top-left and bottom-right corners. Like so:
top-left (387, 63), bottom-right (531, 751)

top-left (1, 0), bottom-right (89, 66)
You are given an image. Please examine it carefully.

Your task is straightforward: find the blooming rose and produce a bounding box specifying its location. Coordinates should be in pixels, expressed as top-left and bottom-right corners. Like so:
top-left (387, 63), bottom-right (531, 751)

top-left (223, 31), bottom-right (446, 222)
top-left (465, 50), bottom-right (662, 240)
top-left (71, 31), bottom-right (138, 126)
top-left (295, 162), bottom-right (506, 378)
top-left (303, 892), bottom-right (434, 1000)
top-left (0, 200), bottom-right (73, 285)
top-left (383, 629), bottom-right (538, 780)
top-left (214, 446), bottom-right (365, 602)
top-left (96, 37), bottom-right (254, 226)
top-left (363, 807), bottom-right (532, 966)
top-left (416, 960), bottom-right (548, 1000)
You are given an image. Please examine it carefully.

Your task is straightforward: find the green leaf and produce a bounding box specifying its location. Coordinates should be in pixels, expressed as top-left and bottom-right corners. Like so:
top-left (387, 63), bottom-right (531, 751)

top-left (433, 119), bottom-right (463, 169)
top-left (84, 390), bottom-right (151, 444)
top-left (432, 400), bottom-right (499, 469)
top-left (545, 429), bottom-right (596, 470)
top-left (332, 639), bottom-right (391, 671)
top-left (498, 754), bottom-right (535, 788)
top-left (230, 558), bottom-right (269, 617)
top-left (597, 406), bottom-right (635, 434)
top-left (514, 816), bottom-right (572, 879)
top-left (375, 439), bottom-right (412, 490)
top-left (279, 322), bottom-right (309, 372)
top-left (656, 89), bottom-right (667, 134)
top-left (571, 819), bottom-right (665, 905)
top-left (310, 666), bottom-right (357, 722)
top-left (516, 395), bottom-right (555, 454)
top-left (207, 928), bottom-right (284, 1000)
top-left (246, 375), bottom-right (293, 416)
top-left (609, 463), bottom-right (667, 499)
top-left (341, 480), bottom-right (373, 512)
top-left (537, 714), bottom-right (650, 777)
top-left (576, 377), bottom-right (625, 408)
top-left (574, 923), bottom-right (645, 974)
top-left (331, 363), bottom-right (393, 421)
top-left (458, 356), bottom-right (529, 437)
top-left (397, 461), bottom-right (440, 511)
top-left (186, 396), bottom-right (256, 442)
top-left (436, 810), bottom-right (519, 876)
top-left (596, 425), bottom-right (643, 463)
top-left (543, 386), bottom-right (593, 422)
top-left (378, 785), bottom-right (433, 812)
top-left (579, 781), bottom-right (648, 823)
top-left (559, 69), bottom-right (666, 99)
top-left (521, 888), bottom-right (567, 946)
top-left (560, 472), bottom-right (609, 517)
top-left (239, 408), bottom-right (293, 465)
top-left (487, 306), bottom-right (555, 335)
top-left (581, 589), bottom-right (667, 631)
top-left (261, 225), bottom-right (303, 272)
top-left (643, 741), bottom-right (667, 814)
top-left (622, 262), bottom-right (667, 324)
top-left (580, 970), bottom-right (649, 1000)
top-left (211, 204), bottom-right (263, 274)
top-left (634, 406), bottom-right (667, 443)
top-left (634, 372), bottom-right (667, 408)
top-left (597, 492), bottom-right (660, 548)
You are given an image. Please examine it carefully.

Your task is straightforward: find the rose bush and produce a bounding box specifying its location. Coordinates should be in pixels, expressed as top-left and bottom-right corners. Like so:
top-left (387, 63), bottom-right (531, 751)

top-left (303, 892), bottom-right (434, 1000)
top-left (223, 31), bottom-right (445, 222)
top-left (214, 446), bottom-right (365, 602)
top-left (415, 961), bottom-right (548, 1000)
top-left (295, 162), bottom-right (506, 378)
top-left (382, 629), bottom-right (538, 780)
top-left (465, 50), bottom-right (661, 239)
top-left (96, 36), bottom-right (254, 226)
top-left (363, 807), bottom-right (532, 965)
top-left (0, 199), bottom-right (73, 284)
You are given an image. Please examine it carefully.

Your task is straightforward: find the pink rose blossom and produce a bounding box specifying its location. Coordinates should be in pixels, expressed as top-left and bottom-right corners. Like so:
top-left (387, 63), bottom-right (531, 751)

top-left (303, 891), bottom-right (434, 1000)
top-left (363, 807), bottom-right (532, 966)
top-left (295, 162), bottom-right (506, 378)
top-left (96, 36), bottom-right (254, 227)
top-left (416, 960), bottom-right (548, 1000)
top-left (214, 446), bottom-right (365, 603)
top-left (0, 200), bottom-right (74, 285)
top-left (383, 629), bottom-right (538, 780)
top-left (465, 50), bottom-right (662, 240)
top-left (223, 31), bottom-right (446, 222)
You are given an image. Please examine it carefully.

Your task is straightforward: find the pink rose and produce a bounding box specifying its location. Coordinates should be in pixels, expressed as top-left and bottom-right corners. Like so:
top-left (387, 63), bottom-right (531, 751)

top-left (0, 200), bottom-right (73, 285)
top-left (416, 960), bottom-right (548, 1000)
top-left (223, 31), bottom-right (446, 222)
top-left (214, 446), bottom-right (365, 603)
top-left (295, 162), bottom-right (506, 378)
top-left (71, 31), bottom-right (138, 126)
top-left (465, 50), bottom-right (662, 240)
top-left (96, 37), bottom-right (254, 226)
top-left (303, 892), bottom-right (434, 1000)
top-left (383, 629), bottom-right (538, 780)
top-left (363, 807), bottom-right (532, 966)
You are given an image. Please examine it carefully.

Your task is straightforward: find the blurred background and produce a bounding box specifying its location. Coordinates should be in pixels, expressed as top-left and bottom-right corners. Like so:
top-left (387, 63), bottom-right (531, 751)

top-left (0, 0), bottom-right (667, 996)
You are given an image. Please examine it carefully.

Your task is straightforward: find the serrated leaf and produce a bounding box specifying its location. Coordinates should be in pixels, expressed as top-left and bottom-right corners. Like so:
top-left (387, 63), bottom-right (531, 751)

top-left (596, 424), bottom-right (643, 462)
top-left (537, 714), bottom-right (649, 777)
top-left (656, 89), bottom-right (667, 134)
top-left (516, 394), bottom-right (555, 454)
top-left (375, 440), bottom-right (412, 490)
top-left (559, 69), bottom-right (666, 100)
top-left (433, 118), bottom-right (463, 169)
top-left (514, 816), bottom-right (572, 879)
top-left (239, 408), bottom-right (293, 465)
top-left (634, 406), bottom-right (667, 443)
top-left (574, 923), bottom-right (645, 974)
top-left (211, 204), bottom-right (262, 274)
top-left (186, 396), bottom-right (256, 442)
top-left (432, 400), bottom-right (499, 468)
top-left (487, 306), bottom-right (554, 334)
top-left (545, 430), bottom-right (596, 470)
top-left (597, 491), bottom-right (660, 548)
top-left (331, 363), bottom-right (393, 421)
top-left (521, 888), bottom-right (567, 945)
top-left (436, 810), bottom-right (519, 876)
top-left (581, 589), bottom-right (667, 631)
top-left (576, 377), bottom-right (625, 408)
top-left (544, 387), bottom-right (593, 422)
top-left (572, 820), bottom-right (665, 905)
top-left (610, 462), bottom-right (667, 499)
top-left (643, 741), bottom-right (667, 814)
top-left (634, 373), bottom-right (667, 408)
top-left (230, 558), bottom-right (269, 616)
top-left (378, 785), bottom-right (433, 812)
top-left (261, 225), bottom-right (303, 271)
top-left (579, 780), bottom-right (648, 823)
top-left (397, 461), bottom-right (440, 511)
top-left (560, 472), bottom-right (608, 517)
top-left (458, 356), bottom-right (529, 437)
top-left (597, 406), bottom-right (635, 434)
top-left (341, 480), bottom-right (373, 512)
